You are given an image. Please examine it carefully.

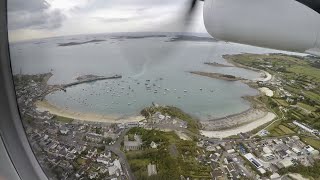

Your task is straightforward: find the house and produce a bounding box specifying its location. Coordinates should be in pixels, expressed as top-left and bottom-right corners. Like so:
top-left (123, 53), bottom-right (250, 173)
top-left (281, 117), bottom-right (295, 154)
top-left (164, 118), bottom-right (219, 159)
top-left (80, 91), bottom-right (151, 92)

top-left (270, 173), bottom-right (281, 180)
top-left (263, 147), bottom-right (273, 154)
top-left (59, 126), bottom-right (69, 135)
top-left (292, 147), bottom-right (302, 155)
top-left (125, 122), bottom-right (139, 128)
top-left (100, 167), bottom-right (108, 174)
top-left (108, 159), bottom-right (122, 176)
top-left (75, 145), bottom-right (86, 154)
top-left (225, 163), bottom-right (240, 179)
top-left (89, 172), bottom-right (98, 179)
top-left (66, 153), bottom-right (76, 160)
top-left (211, 167), bottom-right (224, 180)
top-left (97, 157), bottom-right (110, 165)
top-left (124, 135), bottom-right (142, 151)
top-left (85, 133), bottom-right (103, 143)
top-left (147, 163), bottom-right (157, 176)
top-left (262, 153), bottom-right (276, 161)
top-left (150, 141), bottom-right (158, 149)
top-left (277, 158), bottom-right (294, 168)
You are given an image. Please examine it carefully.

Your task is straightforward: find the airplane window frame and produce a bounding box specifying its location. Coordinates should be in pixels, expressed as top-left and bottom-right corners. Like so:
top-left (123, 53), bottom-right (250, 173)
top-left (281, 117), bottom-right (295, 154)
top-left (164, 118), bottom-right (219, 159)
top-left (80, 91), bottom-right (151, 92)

top-left (0, 1), bottom-right (48, 180)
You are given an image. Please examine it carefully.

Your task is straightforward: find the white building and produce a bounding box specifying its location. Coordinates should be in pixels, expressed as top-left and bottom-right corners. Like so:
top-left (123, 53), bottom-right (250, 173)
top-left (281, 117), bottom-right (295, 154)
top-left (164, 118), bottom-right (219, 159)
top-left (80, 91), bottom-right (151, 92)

top-left (244, 153), bottom-right (263, 169)
top-left (293, 121), bottom-right (318, 134)
top-left (108, 159), bottom-right (122, 176)
top-left (150, 141), bottom-right (158, 149)
top-left (147, 163), bottom-right (157, 176)
top-left (263, 147), bottom-right (273, 154)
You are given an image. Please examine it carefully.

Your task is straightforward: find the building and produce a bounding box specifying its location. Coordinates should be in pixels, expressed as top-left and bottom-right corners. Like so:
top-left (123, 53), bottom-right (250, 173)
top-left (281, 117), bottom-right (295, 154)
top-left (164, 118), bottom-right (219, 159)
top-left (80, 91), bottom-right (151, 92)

top-left (124, 135), bottom-right (142, 151)
top-left (89, 172), bottom-right (98, 179)
top-left (263, 147), bottom-right (273, 154)
top-left (262, 153), bottom-right (276, 161)
top-left (244, 153), bottom-right (263, 169)
top-left (270, 173), bottom-right (281, 180)
top-left (108, 159), bottom-right (122, 176)
top-left (293, 121), bottom-right (318, 134)
top-left (211, 167), bottom-right (224, 180)
top-left (59, 126), bottom-right (69, 135)
top-left (292, 147), bottom-right (302, 155)
top-left (278, 158), bottom-right (294, 168)
top-left (97, 157), bottom-right (110, 165)
top-left (125, 122), bottom-right (139, 128)
top-left (150, 141), bottom-right (158, 149)
top-left (305, 145), bottom-right (320, 156)
top-left (147, 163), bottom-right (157, 176)
top-left (85, 133), bottom-right (103, 143)
top-left (225, 163), bottom-right (240, 179)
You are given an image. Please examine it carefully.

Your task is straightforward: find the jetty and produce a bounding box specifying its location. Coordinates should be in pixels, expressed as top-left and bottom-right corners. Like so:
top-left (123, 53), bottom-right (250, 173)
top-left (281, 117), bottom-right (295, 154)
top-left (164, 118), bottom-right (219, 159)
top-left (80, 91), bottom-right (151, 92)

top-left (63, 74), bottom-right (121, 88)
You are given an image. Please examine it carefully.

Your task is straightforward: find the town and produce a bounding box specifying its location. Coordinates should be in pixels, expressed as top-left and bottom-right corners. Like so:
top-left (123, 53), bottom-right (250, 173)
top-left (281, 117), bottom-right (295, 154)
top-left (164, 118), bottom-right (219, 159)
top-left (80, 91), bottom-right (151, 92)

top-left (13, 53), bottom-right (320, 180)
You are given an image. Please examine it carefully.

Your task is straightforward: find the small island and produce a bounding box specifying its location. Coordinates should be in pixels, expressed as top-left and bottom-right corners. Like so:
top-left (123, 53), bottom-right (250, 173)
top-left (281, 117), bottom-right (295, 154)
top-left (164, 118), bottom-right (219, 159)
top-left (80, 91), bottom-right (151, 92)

top-left (204, 62), bottom-right (233, 67)
top-left (189, 71), bottom-right (244, 81)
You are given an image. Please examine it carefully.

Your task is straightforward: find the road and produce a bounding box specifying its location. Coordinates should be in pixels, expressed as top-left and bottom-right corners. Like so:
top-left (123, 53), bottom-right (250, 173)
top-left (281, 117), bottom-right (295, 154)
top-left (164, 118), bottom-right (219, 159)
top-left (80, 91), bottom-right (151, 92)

top-left (106, 129), bottom-right (135, 180)
top-left (58, 129), bottom-right (135, 180)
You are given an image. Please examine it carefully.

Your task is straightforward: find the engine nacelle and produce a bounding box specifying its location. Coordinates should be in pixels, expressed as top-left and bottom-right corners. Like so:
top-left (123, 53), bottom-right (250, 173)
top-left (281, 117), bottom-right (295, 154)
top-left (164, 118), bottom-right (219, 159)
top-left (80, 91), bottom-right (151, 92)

top-left (203, 0), bottom-right (320, 55)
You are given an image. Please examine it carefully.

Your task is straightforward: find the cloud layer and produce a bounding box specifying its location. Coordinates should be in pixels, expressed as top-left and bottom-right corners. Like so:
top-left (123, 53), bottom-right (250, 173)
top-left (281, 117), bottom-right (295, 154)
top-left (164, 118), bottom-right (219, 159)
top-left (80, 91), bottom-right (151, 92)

top-left (8, 0), bottom-right (65, 30)
top-left (8, 0), bottom-right (206, 41)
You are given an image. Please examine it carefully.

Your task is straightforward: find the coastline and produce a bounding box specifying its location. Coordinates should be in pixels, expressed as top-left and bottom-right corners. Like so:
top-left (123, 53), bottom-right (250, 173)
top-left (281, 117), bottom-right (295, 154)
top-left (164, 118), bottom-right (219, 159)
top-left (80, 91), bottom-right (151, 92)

top-left (34, 53), bottom-right (274, 134)
top-left (200, 112), bottom-right (276, 138)
top-left (197, 54), bottom-right (274, 135)
top-left (35, 100), bottom-right (144, 123)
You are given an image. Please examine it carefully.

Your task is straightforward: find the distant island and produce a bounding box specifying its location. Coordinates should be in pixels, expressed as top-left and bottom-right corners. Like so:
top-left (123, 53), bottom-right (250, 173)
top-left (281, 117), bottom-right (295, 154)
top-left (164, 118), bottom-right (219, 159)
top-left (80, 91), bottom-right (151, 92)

top-left (58, 39), bottom-right (106, 46)
top-left (168, 35), bottom-right (216, 42)
top-left (111, 35), bottom-right (167, 39)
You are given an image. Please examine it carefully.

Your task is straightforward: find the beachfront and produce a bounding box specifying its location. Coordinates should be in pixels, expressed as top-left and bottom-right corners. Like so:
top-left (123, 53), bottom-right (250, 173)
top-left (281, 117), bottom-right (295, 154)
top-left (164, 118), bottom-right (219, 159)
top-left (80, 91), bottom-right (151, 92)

top-left (36, 100), bottom-right (144, 123)
top-left (200, 112), bottom-right (276, 138)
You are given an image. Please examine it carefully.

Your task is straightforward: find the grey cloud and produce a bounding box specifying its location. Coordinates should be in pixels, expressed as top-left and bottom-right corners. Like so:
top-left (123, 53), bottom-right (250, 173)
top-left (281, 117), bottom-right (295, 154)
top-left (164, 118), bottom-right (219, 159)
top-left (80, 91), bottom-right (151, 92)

top-left (7, 0), bottom-right (49, 12)
top-left (7, 0), bottom-right (65, 30)
top-left (72, 0), bottom-right (189, 13)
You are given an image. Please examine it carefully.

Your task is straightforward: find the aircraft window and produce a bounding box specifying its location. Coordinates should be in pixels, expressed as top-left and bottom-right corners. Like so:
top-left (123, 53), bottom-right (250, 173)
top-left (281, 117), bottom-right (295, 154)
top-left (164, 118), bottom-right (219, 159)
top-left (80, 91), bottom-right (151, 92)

top-left (7, 0), bottom-right (320, 179)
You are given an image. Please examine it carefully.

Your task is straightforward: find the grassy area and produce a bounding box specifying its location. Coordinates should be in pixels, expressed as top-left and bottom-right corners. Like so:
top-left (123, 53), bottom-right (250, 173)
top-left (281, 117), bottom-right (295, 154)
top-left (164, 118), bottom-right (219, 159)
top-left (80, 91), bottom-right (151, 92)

top-left (301, 137), bottom-right (320, 150)
top-left (140, 106), bottom-right (200, 134)
top-left (76, 158), bottom-right (86, 165)
top-left (297, 102), bottom-right (317, 111)
top-left (125, 128), bottom-right (211, 179)
top-left (53, 115), bottom-right (74, 123)
top-left (278, 125), bottom-right (295, 134)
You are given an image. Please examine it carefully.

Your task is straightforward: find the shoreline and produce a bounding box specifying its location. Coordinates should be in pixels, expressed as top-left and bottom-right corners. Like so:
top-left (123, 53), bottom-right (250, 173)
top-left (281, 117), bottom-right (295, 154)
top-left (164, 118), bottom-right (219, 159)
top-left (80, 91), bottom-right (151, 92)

top-left (222, 54), bottom-right (272, 82)
top-left (35, 100), bottom-right (144, 123)
top-left (35, 53), bottom-right (274, 133)
top-left (196, 54), bottom-right (274, 133)
top-left (200, 112), bottom-right (276, 138)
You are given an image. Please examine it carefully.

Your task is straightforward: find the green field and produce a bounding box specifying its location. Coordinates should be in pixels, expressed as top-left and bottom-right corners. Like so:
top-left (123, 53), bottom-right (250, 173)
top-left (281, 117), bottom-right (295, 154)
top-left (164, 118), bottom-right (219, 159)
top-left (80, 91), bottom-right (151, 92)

top-left (53, 115), bottom-right (74, 123)
top-left (297, 102), bottom-right (317, 112)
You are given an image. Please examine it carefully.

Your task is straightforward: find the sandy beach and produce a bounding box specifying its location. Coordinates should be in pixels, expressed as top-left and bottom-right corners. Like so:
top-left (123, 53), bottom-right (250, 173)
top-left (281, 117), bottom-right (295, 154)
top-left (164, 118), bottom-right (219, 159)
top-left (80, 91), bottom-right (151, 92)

top-left (200, 112), bottom-right (276, 138)
top-left (201, 108), bottom-right (268, 131)
top-left (255, 71), bottom-right (272, 82)
top-left (259, 87), bottom-right (274, 97)
top-left (35, 100), bottom-right (145, 123)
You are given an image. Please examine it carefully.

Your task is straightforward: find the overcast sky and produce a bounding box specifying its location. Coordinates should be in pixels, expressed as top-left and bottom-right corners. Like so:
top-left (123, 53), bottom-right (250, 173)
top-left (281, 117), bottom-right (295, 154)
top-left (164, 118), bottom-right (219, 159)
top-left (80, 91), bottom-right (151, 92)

top-left (8, 0), bottom-right (207, 42)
